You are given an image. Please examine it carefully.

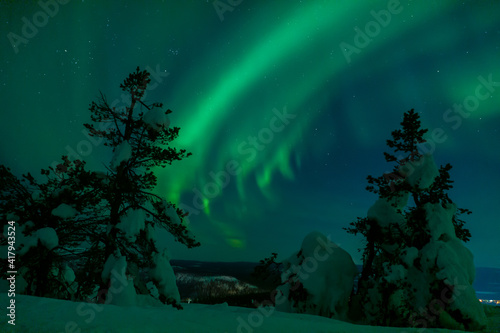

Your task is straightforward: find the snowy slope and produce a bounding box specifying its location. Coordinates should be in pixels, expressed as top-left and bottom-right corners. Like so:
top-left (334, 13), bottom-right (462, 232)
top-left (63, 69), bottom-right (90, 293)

top-left (3, 294), bottom-right (498, 333)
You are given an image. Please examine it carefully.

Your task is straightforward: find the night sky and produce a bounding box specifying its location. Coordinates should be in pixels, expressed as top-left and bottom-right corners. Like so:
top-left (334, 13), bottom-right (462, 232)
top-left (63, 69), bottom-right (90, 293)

top-left (1, 0), bottom-right (499, 268)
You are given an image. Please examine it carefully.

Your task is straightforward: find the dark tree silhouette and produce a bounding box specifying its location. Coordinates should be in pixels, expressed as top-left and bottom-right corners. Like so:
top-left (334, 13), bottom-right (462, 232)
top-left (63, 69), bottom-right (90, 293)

top-left (83, 67), bottom-right (199, 307)
top-left (0, 67), bottom-right (198, 308)
top-left (0, 158), bottom-right (104, 299)
top-left (251, 252), bottom-right (282, 290)
top-left (344, 109), bottom-right (484, 330)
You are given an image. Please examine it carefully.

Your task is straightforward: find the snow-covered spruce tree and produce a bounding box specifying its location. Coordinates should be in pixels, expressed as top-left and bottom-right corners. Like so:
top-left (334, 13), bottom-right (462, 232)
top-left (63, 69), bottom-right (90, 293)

top-left (83, 67), bottom-right (199, 308)
top-left (275, 231), bottom-right (358, 321)
top-left (345, 109), bottom-right (486, 330)
top-left (0, 158), bottom-right (104, 300)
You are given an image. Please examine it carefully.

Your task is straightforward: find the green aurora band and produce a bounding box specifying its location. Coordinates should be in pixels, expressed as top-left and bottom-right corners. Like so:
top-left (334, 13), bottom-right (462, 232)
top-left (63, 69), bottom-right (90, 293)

top-left (0, 1), bottom-right (499, 264)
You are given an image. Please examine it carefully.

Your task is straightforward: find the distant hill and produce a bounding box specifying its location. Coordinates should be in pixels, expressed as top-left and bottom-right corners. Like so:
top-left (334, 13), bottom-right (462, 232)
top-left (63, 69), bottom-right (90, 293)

top-left (171, 260), bottom-right (500, 304)
top-left (170, 260), bottom-right (262, 301)
top-left (171, 260), bottom-right (258, 282)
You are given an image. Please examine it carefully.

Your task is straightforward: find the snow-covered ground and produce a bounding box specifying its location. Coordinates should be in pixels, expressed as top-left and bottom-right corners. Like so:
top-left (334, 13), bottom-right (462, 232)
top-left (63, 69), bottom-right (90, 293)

top-left (1, 294), bottom-right (499, 333)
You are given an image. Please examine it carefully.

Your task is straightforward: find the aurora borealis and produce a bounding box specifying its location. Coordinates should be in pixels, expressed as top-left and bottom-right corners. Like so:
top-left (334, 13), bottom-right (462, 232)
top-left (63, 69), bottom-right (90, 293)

top-left (1, 0), bottom-right (499, 268)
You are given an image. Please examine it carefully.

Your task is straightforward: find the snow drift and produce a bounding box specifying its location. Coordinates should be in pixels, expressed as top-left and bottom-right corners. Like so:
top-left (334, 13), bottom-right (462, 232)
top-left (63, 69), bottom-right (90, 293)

top-left (276, 231), bottom-right (358, 320)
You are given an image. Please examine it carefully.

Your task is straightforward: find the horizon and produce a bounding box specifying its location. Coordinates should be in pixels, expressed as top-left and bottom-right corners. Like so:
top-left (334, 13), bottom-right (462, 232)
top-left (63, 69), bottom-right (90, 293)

top-left (171, 258), bottom-right (500, 271)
